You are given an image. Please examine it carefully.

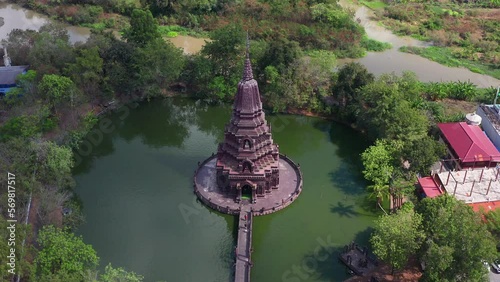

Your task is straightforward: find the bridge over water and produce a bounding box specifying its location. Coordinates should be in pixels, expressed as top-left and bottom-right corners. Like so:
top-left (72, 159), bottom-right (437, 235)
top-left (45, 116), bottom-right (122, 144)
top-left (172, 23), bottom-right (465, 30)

top-left (234, 204), bottom-right (253, 282)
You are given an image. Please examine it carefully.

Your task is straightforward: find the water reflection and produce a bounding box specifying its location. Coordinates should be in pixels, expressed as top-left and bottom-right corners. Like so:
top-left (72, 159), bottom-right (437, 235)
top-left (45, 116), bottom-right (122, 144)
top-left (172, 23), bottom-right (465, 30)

top-left (117, 99), bottom-right (193, 149)
top-left (74, 98), bottom-right (230, 175)
top-left (0, 2), bottom-right (90, 44)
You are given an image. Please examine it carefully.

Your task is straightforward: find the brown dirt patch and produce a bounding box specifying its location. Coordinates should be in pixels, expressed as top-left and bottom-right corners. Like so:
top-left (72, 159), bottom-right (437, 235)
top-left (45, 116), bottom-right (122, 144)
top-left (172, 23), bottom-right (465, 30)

top-left (437, 98), bottom-right (477, 116)
top-left (344, 257), bottom-right (422, 282)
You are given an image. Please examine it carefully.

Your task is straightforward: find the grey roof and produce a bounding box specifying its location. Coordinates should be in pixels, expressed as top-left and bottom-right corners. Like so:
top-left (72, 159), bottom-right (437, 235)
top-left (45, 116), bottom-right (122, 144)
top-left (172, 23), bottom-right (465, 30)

top-left (0, 65), bottom-right (29, 86)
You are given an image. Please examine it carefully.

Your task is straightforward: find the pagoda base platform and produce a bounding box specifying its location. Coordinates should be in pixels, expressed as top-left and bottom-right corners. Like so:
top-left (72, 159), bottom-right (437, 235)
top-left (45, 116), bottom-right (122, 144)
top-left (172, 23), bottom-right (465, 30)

top-left (193, 154), bottom-right (303, 216)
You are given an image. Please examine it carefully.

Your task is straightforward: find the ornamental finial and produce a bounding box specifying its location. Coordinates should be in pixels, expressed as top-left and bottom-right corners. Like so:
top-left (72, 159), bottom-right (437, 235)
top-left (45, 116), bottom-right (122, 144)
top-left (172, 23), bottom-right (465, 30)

top-left (243, 32), bottom-right (253, 81)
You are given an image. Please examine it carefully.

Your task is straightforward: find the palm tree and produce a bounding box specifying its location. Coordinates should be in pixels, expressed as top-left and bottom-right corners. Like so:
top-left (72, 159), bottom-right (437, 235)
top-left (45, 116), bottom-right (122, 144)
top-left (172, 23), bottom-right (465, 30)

top-left (369, 182), bottom-right (389, 215)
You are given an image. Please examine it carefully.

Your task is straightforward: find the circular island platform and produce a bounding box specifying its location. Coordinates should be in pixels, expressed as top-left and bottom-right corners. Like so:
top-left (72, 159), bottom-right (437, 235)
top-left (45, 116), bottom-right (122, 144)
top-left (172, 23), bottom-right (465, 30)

top-left (193, 154), bottom-right (303, 216)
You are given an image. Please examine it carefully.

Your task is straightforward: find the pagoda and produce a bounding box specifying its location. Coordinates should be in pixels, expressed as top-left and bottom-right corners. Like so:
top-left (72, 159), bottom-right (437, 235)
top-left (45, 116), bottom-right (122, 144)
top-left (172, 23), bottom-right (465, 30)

top-left (215, 40), bottom-right (280, 202)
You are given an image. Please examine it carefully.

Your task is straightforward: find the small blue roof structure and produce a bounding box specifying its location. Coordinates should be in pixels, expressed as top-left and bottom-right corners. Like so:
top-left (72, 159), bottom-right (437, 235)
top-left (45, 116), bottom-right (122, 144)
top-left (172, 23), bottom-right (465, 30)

top-left (0, 65), bottom-right (29, 95)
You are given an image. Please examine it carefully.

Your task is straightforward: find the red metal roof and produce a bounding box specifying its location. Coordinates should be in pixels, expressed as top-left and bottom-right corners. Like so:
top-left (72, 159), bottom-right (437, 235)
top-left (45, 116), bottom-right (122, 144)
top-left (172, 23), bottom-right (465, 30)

top-left (418, 177), bottom-right (443, 198)
top-left (438, 122), bottom-right (500, 163)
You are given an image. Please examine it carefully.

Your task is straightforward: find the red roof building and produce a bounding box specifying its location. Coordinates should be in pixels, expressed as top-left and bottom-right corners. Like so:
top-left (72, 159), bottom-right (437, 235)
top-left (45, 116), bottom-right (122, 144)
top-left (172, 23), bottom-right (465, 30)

top-left (438, 122), bottom-right (500, 170)
top-left (417, 176), bottom-right (443, 198)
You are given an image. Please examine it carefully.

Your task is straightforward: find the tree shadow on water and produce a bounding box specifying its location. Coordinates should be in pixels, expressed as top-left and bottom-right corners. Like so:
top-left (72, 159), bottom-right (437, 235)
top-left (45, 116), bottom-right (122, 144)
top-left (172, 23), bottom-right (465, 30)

top-left (330, 201), bottom-right (359, 218)
top-left (296, 227), bottom-right (375, 282)
top-left (328, 167), bottom-right (368, 196)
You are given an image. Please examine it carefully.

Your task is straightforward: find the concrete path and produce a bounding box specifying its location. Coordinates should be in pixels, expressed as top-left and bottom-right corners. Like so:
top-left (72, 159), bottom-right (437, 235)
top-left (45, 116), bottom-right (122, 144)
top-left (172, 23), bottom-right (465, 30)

top-left (235, 204), bottom-right (252, 282)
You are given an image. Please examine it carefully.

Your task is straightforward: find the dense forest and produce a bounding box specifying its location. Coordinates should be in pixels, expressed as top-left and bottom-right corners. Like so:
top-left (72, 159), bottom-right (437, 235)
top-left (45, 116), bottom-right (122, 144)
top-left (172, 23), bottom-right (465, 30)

top-left (1, 1), bottom-right (500, 280)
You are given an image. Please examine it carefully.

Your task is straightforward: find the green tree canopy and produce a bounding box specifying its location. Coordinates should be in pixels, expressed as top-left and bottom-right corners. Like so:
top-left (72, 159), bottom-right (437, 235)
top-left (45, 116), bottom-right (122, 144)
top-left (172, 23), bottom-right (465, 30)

top-left (361, 139), bottom-right (397, 210)
top-left (258, 36), bottom-right (302, 74)
top-left (416, 195), bottom-right (496, 281)
top-left (38, 74), bottom-right (76, 114)
top-left (331, 62), bottom-right (374, 121)
top-left (370, 202), bottom-right (425, 274)
top-left (123, 9), bottom-right (160, 46)
top-left (27, 24), bottom-right (75, 74)
top-left (484, 208), bottom-right (500, 241)
top-left (193, 23), bottom-right (245, 100)
top-left (65, 46), bottom-right (105, 99)
top-left (100, 263), bottom-right (144, 282)
top-left (310, 3), bottom-right (352, 28)
top-left (358, 75), bottom-right (429, 141)
top-left (35, 225), bottom-right (99, 279)
top-left (401, 136), bottom-right (446, 175)
top-left (133, 38), bottom-right (185, 96)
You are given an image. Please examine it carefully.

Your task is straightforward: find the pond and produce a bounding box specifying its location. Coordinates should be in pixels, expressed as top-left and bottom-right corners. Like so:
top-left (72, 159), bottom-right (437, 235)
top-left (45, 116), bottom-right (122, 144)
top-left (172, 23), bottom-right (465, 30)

top-left (73, 98), bottom-right (376, 282)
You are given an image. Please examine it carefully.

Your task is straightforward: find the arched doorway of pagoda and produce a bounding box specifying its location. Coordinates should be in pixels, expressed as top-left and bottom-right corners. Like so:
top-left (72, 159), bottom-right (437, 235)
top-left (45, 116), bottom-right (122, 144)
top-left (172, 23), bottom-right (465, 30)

top-left (242, 185), bottom-right (252, 201)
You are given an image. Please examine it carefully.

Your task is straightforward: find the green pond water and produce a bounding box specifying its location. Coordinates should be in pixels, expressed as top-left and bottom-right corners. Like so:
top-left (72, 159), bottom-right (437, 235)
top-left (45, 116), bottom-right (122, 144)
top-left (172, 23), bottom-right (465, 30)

top-left (73, 98), bottom-right (376, 282)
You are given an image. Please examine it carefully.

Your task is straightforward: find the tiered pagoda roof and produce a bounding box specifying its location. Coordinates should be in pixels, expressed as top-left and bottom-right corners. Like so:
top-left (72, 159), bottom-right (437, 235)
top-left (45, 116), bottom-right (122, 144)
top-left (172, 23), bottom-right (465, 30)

top-left (216, 41), bottom-right (279, 175)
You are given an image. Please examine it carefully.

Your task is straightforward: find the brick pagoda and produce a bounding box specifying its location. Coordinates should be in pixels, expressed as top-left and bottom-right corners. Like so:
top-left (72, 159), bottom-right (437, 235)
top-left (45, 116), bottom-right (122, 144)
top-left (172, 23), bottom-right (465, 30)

top-left (215, 43), bottom-right (280, 202)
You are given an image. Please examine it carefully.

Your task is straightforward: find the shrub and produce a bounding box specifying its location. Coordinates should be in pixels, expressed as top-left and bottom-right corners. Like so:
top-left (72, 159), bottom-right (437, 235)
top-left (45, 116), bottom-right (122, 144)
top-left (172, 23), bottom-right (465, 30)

top-left (0, 115), bottom-right (40, 141)
top-left (166, 31), bottom-right (178, 38)
top-left (361, 36), bottom-right (392, 52)
top-left (385, 6), bottom-right (411, 22)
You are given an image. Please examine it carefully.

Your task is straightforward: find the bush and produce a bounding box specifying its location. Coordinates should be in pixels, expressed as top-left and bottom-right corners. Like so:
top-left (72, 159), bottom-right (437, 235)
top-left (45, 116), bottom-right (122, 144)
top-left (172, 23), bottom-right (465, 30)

top-left (166, 31), bottom-right (178, 38)
top-left (361, 36), bottom-right (392, 52)
top-left (385, 6), bottom-right (411, 22)
top-left (422, 18), bottom-right (443, 31)
top-left (423, 81), bottom-right (479, 101)
top-left (73, 5), bottom-right (103, 25)
top-left (0, 115), bottom-right (40, 141)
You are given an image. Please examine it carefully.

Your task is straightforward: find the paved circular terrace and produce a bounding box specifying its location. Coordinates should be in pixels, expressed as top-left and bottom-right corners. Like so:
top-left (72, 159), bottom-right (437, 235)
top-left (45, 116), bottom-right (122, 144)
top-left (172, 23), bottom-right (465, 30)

top-left (193, 154), bottom-right (303, 216)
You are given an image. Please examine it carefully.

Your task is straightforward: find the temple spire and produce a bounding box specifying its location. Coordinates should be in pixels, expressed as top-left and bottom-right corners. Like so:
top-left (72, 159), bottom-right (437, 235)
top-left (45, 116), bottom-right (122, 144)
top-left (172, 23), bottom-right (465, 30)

top-left (243, 32), bottom-right (253, 81)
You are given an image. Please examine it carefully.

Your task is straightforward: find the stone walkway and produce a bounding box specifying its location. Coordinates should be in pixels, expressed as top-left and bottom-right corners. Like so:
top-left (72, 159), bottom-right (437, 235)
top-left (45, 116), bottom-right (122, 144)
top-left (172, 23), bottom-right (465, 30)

top-left (194, 155), bottom-right (302, 216)
top-left (235, 205), bottom-right (252, 282)
top-left (193, 154), bottom-right (303, 282)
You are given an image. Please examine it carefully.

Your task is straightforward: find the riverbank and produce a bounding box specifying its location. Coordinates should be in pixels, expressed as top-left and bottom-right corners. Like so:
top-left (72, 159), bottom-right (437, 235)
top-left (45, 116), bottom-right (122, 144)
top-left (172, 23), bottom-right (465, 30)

top-left (360, 1), bottom-right (500, 80)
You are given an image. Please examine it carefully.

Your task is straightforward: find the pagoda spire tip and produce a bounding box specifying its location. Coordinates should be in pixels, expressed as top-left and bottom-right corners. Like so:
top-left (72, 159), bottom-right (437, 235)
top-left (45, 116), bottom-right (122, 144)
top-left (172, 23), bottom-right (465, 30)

top-left (243, 31), bottom-right (253, 81)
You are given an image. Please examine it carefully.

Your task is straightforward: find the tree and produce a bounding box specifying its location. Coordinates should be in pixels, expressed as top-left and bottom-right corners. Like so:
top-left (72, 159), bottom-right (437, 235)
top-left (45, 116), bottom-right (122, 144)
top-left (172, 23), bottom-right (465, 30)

top-left (358, 75), bottom-right (428, 141)
top-left (370, 202), bottom-right (425, 275)
top-left (385, 102), bottom-right (428, 142)
top-left (100, 264), bottom-right (144, 282)
top-left (38, 74), bottom-right (76, 114)
top-left (133, 38), bottom-right (185, 97)
top-left (484, 208), bottom-right (500, 241)
top-left (35, 225), bottom-right (99, 279)
top-left (2, 28), bottom-right (38, 65)
top-left (258, 36), bottom-right (302, 74)
top-left (123, 9), bottom-right (160, 46)
top-left (361, 139), bottom-right (395, 212)
top-left (201, 23), bottom-right (245, 77)
top-left (310, 3), bottom-right (352, 28)
top-left (416, 195), bottom-right (497, 281)
top-left (401, 136), bottom-right (446, 175)
top-left (102, 39), bottom-right (137, 95)
top-left (331, 62), bottom-right (374, 122)
top-left (27, 23), bottom-right (75, 74)
top-left (65, 46), bottom-right (105, 99)
top-left (194, 23), bottom-right (245, 100)
top-left (9, 70), bottom-right (38, 102)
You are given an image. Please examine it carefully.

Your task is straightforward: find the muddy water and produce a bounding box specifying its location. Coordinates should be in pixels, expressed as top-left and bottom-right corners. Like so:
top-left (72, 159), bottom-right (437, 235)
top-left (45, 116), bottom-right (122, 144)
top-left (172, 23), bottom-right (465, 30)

top-left (1, 1), bottom-right (498, 87)
top-left (0, 2), bottom-right (91, 44)
top-left (0, 2), bottom-right (207, 54)
top-left (337, 0), bottom-right (500, 88)
top-left (168, 35), bottom-right (208, 54)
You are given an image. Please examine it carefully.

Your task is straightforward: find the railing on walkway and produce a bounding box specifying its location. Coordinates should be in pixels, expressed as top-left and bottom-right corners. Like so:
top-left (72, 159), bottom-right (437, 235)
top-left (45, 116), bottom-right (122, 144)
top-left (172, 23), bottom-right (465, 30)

top-left (234, 207), bottom-right (252, 282)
